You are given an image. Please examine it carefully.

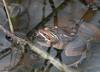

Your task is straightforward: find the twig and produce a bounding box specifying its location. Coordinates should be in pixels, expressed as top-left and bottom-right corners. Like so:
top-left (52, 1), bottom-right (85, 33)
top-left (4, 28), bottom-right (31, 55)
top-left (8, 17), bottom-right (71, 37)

top-left (49, 0), bottom-right (58, 26)
top-left (42, 0), bottom-right (46, 20)
top-left (0, 48), bottom-right (11, 60)
top-left (3, 0), bottom-right (14, 33)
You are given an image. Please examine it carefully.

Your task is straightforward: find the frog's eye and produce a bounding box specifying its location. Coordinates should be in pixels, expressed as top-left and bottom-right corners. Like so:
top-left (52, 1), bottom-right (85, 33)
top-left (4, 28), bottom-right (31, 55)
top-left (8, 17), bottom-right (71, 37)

top-left (44, 27), bottom-right (49, 30)
top-left (5, 34), bottom-right (13, 42)
top-left (70, 32), bottom-right (76, 36)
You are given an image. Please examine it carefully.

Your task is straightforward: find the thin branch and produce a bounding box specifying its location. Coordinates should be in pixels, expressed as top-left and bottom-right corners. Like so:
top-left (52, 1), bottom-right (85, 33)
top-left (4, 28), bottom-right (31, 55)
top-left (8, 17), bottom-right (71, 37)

top-left (0, 48), bottom-right (11, 60)
top-left (42, 0), bottom-right (46, 20)
top-left (3, 0), bottom-right (14, 33)
top-left (49, 0), bottom-right (58, 26)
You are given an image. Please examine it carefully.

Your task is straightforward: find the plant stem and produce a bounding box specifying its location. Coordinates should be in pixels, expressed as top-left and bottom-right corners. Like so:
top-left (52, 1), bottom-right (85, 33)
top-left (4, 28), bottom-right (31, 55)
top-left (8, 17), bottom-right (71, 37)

top-left (3, 0), bottom-right (14, 33)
